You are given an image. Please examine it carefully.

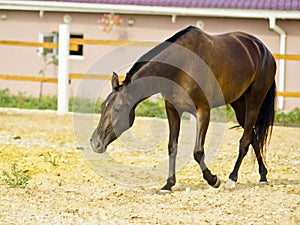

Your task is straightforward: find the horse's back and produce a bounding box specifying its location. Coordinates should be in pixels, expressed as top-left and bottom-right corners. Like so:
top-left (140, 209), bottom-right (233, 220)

top-left (175, 26), bottom-right (274, 70)
top-left (172, 26), bottom-right (276, 105)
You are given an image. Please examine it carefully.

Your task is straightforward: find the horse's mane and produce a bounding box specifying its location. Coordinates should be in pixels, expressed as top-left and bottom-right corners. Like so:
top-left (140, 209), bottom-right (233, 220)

top-left (122, 26), bottom-right (196, 85)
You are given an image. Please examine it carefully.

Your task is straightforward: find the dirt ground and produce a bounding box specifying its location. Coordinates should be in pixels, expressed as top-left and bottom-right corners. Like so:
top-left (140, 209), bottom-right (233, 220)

top-left (0, 108), bottom-right (299, 225)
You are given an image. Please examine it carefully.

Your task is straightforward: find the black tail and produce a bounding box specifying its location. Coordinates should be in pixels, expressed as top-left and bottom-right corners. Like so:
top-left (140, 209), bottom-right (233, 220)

top-left (254, 81), bottom-right (276, 155)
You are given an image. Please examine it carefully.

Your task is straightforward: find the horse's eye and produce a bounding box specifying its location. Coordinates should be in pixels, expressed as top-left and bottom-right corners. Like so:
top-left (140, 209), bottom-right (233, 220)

top-left (114, 107), bottom-right (121, 112)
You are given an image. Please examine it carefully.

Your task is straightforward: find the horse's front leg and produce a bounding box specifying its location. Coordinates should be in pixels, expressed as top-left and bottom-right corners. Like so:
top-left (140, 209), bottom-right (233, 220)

top-left (160, 102), bottom-right (181, 192)
top-left (194, 109), bottom-right (221, 188)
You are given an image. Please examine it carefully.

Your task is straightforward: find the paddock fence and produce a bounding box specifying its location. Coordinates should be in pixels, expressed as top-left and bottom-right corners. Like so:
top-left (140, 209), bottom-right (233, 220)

top-left (1, 32), bottom-right (300, 113)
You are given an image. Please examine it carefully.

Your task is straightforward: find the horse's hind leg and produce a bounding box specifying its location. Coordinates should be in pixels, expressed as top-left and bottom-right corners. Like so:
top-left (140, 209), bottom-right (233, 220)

top-left (160, 101), bottom-right (181, 192)
top-left (194, 108), bottom-right (220, 188)
top-left (251, 132), bottom-right (268, 184)
top-left (227, 91), bottom-right (270, 189)
top-left (229, 98), bottom-right (268, 187)
top-left (225, 99), bottom-right (250, 188)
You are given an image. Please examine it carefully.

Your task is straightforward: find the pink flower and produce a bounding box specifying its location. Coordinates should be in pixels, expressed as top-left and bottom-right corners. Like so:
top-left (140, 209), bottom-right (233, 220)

top-left (97, 13), bottom-right (123, 33)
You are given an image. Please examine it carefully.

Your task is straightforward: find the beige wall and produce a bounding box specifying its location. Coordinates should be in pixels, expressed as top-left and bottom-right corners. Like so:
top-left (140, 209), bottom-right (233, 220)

top-left (0, 10), bottom-right (299, 110)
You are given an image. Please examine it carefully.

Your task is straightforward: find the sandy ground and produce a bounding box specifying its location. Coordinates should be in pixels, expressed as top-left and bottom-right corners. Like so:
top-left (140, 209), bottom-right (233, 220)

top-left (0, 108), bottom-right (299, 225)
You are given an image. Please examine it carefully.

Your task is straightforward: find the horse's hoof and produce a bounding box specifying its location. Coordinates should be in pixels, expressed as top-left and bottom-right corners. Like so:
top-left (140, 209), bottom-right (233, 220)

top-left (259, 181), bottom-right (269, 185)
top-left (212, 176), bottom-right (221, 188)
top-left (159, 189), bottom-right (172, 194)
top-left (224, 179), bottom-right (236, 189)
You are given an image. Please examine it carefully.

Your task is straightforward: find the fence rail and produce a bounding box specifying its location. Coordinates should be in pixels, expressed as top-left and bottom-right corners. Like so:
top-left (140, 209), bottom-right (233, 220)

top-left (276, 92), bottom-right (300, 98)
top-left (1, 74), bottom-right (298, 98)
top-left (1, 39), bottom-right (300, 98)
top-left (273, 54), bottom-right (300, 61)
top-left (0, 74), bottom-right (58, 83)
top-left (0, 40), bottom-right (78, 51)
top-left (0, 73), bottom-right (125, 82)
top-left (70, 38), bottom-right (158, 47)
top-left (2, 39), bottom-right (300, 60)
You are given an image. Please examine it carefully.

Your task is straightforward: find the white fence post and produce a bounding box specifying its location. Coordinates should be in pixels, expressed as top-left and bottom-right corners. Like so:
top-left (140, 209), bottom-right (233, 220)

top-left (57, 24), bottom-right (70, 115)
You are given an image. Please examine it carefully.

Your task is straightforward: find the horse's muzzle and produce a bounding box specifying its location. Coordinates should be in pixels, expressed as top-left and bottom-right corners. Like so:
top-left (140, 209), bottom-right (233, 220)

top-left (90, 138), bottom-right (106, 153)
top-left (90, 132), bottom-right (106, 153)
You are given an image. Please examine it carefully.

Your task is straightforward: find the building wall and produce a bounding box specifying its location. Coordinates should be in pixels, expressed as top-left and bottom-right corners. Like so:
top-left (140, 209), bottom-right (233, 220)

top-left (0, 10), bottom-right (299, 110)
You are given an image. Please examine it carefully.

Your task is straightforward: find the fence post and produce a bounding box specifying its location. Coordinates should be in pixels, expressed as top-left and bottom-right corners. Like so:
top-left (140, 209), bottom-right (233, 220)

top-left (57, 24), bottom-right (70, 115)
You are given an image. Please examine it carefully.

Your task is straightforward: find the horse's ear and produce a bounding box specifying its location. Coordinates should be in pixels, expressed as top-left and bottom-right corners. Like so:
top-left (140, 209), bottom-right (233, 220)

top-left (112, 72), bottom-right (119, 91)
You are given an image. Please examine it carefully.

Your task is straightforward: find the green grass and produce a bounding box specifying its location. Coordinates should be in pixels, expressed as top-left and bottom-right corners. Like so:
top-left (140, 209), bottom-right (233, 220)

top-left (71, 96), bottom-right (102, 114)
top-left (135, 98), bottom-right (167, 118)
top-left (43, 152), bottom-right (60, 166)
top-left (2, 163), bottom-right (30, 189)
top-left (275, 107), bottom-right (300, 127)
top-left (0, 89), bottom-right (57, 110)
top-left (0, 89), bottom-right (299, 126)
top-left (0, 88), bottom-right (102, 113)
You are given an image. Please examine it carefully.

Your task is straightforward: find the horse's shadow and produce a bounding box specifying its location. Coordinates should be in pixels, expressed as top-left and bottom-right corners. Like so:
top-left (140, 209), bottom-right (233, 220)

top-left (147, 182), bottom-right (212, 194)
top-left (152, 178), bottom-right (300, 193)
top-left (173, 182), bottom-right (210, 192)
top-left (267, 178), bottom-right (300, 186)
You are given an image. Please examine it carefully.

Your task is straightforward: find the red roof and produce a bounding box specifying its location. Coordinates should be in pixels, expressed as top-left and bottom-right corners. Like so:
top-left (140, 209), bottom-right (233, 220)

top-left (41, 0), bottom-right (300, 10)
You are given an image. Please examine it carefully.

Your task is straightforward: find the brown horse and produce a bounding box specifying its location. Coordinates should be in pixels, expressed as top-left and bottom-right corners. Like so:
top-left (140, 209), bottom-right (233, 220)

top-left (90, 26), bottom-right (276, 191)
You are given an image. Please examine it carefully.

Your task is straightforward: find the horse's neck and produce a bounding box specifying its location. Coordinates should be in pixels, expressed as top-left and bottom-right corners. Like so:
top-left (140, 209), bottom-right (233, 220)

top-left (124, 80), bottom-right (160, 106)
top-left (124, 68), bottom-right (163, 106)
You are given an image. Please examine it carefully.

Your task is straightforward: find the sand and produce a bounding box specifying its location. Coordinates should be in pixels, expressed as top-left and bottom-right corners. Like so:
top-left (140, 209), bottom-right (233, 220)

top-left (0, 108), bottom-right (299, 224)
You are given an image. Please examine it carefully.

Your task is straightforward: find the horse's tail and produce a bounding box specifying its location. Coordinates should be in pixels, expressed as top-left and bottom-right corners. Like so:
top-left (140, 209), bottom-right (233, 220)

top-left (254, 81), bottom-right (276, 157)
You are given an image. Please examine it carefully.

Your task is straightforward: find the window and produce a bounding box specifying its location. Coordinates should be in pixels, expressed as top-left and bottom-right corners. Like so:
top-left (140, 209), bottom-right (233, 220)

top-left (38, 32), bottom-right (84, 59)
top-left (70, 33), bottom-right (84, 57)
top-left (38, 32), bottom-right (58, 57)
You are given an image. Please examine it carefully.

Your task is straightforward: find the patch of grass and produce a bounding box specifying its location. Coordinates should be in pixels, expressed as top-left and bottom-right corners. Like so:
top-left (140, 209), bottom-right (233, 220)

top-left (2, 163), bottom-right (30, 189)
top-left (71, 97), bottom-right (102, 114)
top-left (211, 105), bottom-right (236, 123)
top-left (0, 88), bottom-right (102, 113)
top-left (275, 107), bottom-right (300, 127)
top-left (0, 88), bottom-right (57, 110)
top-left (135, 98), bottom-right (167, 118)
top-left (1, 89), bottom-right (299, 126)
top-left (13, 136), bottom-right (22, 140)
top-left (43, 152), bottom-right (60, 166)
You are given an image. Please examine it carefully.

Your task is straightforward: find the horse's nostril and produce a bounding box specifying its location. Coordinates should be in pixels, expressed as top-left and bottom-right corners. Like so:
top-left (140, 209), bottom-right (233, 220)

top-left (96, 142), bottom-right (101, 148)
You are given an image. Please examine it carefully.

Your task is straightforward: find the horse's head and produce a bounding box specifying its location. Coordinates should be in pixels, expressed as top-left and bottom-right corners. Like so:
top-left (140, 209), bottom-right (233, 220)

top-left (90, 72), bottom-right (135, 153)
